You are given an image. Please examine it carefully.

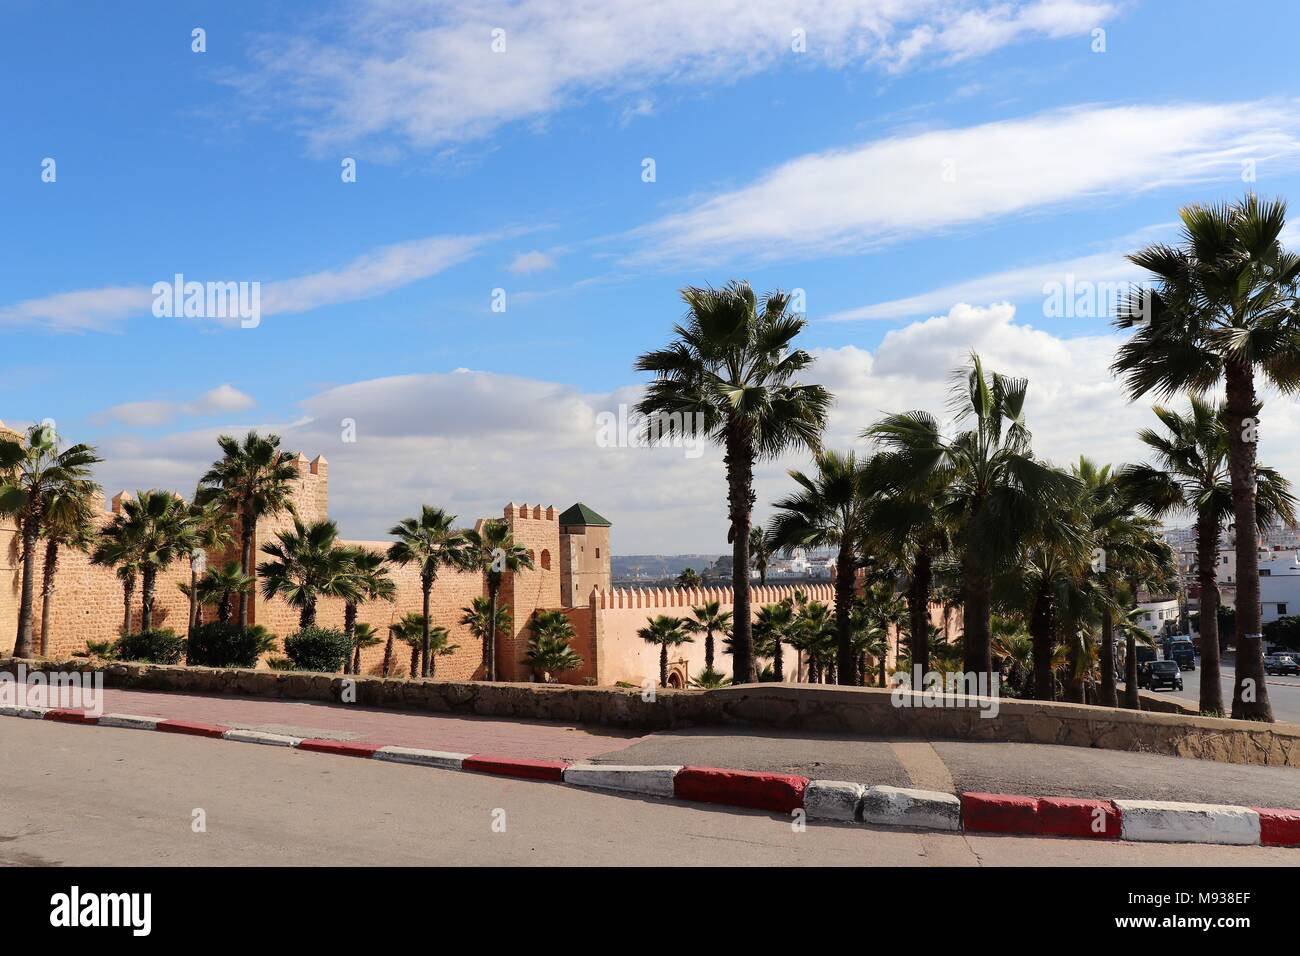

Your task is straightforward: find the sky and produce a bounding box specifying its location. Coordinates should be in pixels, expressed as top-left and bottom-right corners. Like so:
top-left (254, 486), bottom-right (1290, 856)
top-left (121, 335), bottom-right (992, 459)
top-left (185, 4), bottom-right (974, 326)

top-left (3, 0), bottom-right (1300, 553)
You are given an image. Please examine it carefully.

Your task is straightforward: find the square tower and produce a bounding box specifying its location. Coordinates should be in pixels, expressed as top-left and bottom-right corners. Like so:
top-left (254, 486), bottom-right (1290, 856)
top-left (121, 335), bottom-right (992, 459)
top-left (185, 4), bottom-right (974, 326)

top-left (558, 503), bottom-right (611, 608)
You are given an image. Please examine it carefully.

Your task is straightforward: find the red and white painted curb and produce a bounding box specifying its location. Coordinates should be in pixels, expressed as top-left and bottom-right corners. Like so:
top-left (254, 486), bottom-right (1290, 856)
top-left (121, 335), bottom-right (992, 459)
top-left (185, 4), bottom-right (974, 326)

top-left (8, 707), bottom-right (1299, 848)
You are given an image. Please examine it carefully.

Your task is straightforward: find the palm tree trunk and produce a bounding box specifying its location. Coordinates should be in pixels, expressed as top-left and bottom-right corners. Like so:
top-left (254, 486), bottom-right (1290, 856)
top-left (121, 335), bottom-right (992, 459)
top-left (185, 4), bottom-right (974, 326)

top-left (486, 575), bottom-right (500, 681)
top-left (1098, 606), bottom-right (1117, 708)
top-left (906, 547), bottom-right (932, 688)
top-left (773, 637), bottom-right (784, 681)
top-left (121, 576), bottom-right (135, 637)
top-left (833, 544), bottom-right (855, 685)
top-left (963, 569), bottom-right (993, 680)
top-left (381, 633), bottom-right (394, 677)
top-left (1196, 513), bottom-right (1224, 714)
top-left (140, 566), bottom-right (157, 632)
top-left (39, 538), bottom-right (59, 657)
top-left (343, 602), bottom-right (358, 674)
top-left (187, 563), bottom-right (199, 638)
top-left (1064, 632), bottom-right (1084, 703)
top-left (725, 430), bottom-right (755, 683)
top-left (299, 603), bottom-right (315, 630)
top-left (659, 644), bottom-right (668, 688)
top-left (238, 512), bottom-right (254, 628)
top-left (409, 644), bottom-right (419, 678)
top-left (1123, 632), bottom-right (1139, 709)
top-left (218, 591), bottom-right (231, 624)
top-left (420, 578), bottom-right (432, 678)
top-left (704, 628), bottom-right (715, 672)
top-left (1030, 583), bottom-right (1054, 701)
top-left (1223, 359), bottom-right (1270, 720)
top-left (14, 515), bottom-right (40, 658)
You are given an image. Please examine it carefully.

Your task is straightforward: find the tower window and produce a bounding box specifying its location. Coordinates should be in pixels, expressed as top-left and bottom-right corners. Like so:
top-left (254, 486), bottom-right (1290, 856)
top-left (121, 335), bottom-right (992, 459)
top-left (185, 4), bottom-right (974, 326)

top-left (540, 549), bottom-right (551, 570)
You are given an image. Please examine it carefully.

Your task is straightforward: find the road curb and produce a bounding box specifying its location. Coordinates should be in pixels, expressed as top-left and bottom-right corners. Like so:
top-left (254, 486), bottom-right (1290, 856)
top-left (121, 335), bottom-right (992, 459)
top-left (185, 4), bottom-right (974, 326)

top-left (5, 707), bottom-right (1297, 848)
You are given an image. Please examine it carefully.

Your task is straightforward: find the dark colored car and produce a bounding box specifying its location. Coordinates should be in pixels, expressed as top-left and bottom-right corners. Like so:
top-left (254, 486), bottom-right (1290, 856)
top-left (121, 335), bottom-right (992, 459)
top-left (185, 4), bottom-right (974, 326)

top-left (1140, 660), bottom-right (1183, 691)
top-left (1264, 655), bottom-right (1300, 676)
top-left (1168, 641), bottom-right (1196, 671)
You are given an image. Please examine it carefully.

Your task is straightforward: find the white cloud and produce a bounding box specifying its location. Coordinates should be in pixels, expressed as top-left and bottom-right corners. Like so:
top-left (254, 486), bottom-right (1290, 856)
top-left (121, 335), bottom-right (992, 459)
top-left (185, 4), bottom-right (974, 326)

top-left (244, 0), bottom-right (1117, 153)
top-left (632, 101), bottom-right (1300, 265)
top-left (1, 233), bottom-right (488, 332)
top-left (94, 385), bottom-right (256, 428)
top-left (507, 250), bottom-right (557, 274)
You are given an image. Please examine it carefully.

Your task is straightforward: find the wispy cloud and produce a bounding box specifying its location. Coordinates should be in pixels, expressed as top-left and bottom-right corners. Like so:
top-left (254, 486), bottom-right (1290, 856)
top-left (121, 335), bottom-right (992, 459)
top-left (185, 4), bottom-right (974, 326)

top-left (630, 101), bottom-right (1300, 265)
top-left (0, 233), bottom-right (490, 332)
top-left (242, 0), bottom-right (1118, 154)
top-left (93, 384), bottom-right (257, 428)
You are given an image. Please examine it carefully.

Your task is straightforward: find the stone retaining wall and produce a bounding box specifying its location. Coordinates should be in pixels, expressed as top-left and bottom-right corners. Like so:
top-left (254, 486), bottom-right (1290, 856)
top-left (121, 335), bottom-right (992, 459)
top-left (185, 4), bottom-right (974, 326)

top-left (3, 657), bottom-right (1295, 769)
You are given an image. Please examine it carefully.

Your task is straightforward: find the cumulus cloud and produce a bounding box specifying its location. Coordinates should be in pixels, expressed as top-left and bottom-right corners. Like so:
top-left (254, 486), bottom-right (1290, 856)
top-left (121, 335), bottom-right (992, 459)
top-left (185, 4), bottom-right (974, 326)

top-left (94, 384), bottom-right (257, 428)
top-left (242, 0), bottom-right (1117, 154)
top-left (632, 101), bottom-right (1300, 265)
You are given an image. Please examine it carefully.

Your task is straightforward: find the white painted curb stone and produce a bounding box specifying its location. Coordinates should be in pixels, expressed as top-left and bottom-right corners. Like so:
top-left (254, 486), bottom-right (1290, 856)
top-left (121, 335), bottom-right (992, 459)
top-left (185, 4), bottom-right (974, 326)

top-left (803, 780), bottom-right (865, 821)
top-left (0, 704), bottom-right (50, 719)
top-left (1115, 800), bottom-right (1261, 845)
top-left (223, 729), bottom-right (302, 747)
top-left (861, 785), bottom-right (962, 831)
top-left (374, 746), bottom-right (470, 770)
top-left (99, 713), bottom-right (161, 730)
top-left (563, 764), bottom-right (682, 798)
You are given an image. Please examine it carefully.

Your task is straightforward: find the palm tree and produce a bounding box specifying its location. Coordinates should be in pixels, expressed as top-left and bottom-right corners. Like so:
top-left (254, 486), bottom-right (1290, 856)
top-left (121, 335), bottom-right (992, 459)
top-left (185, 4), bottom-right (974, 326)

top-left (787, 599), bottom-right (836, 683)
top-left (460, 595), bottom-right (512, 673)
top-left (752, 600), bottom-right (794, 681)
top-left (0, 424), bottom-right (101, 657)
top-left (637, 614), bottom-right (692, 687)
top-left (37, 480), bottom-right (100, 655)
top-left (748, 527), bottom-right (771, 585)
top-left (197, 431), bottom-right (300, 627)
top-left (258, 518), bottom-right (356, 629)
top-left (767, 450), bottom-right (877, 684)
top-left (867, 354), bottom-right (1079, 682)
top-left (860, 581), bottom-right (907, 687)
top-left (90, 519), bottom-right (143, 637)
top-left (389, 612), bottom-right (429, 678)
top-left (1113, 195), bottom-right (1300, 721)
top-left (350, 622), bottom-right (383, 676)
top-left (391, 613), bottom-right (458, 679)
top-left (635, 281), bottom-right (831, 682)
top-left (339, 547), bottom-right (395, 673)
top-left (676, 567), bottom-right (702, 589)
top-left (195, 560), bottom-right (254, 624)
top-left (524, 609), bottom-right (584, 683)
top-left (1119, 398), bottom-right (1295, 714)
top-left (462, 519), bottom-right (532, 680)
top-left (182, 496), bottom-right (234, 636)
top-left (388, 506), bottom-right (471, 677)
top-left (97, 490), bottom-right (196, 633)
top-left (682, 599), bottom-right (732, 674)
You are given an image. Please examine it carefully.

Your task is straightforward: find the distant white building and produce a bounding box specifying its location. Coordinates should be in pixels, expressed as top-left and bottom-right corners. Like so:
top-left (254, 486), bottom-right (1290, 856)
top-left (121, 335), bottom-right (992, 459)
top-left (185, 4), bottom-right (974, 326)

top-left (1136, 597), bottom-right (1181, 637)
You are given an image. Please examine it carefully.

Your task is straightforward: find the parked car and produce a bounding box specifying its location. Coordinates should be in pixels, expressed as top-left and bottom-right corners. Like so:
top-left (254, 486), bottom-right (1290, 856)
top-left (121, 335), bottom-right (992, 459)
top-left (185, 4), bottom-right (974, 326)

top-left (1264, 655), bottom-right (1300, 676)
top-left (1139, 660), bottom-right (1184, 691)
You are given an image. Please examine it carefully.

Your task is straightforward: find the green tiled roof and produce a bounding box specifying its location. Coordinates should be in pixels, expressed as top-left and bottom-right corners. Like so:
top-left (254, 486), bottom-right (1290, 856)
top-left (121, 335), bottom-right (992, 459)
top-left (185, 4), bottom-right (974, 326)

top-left (558, 503), bottom-right (611, 527)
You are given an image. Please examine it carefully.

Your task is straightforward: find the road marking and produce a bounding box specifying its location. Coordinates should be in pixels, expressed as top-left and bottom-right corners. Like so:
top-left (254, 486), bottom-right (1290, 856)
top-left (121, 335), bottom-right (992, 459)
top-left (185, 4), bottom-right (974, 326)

top-left (890, 742), bottom-right (955, 794)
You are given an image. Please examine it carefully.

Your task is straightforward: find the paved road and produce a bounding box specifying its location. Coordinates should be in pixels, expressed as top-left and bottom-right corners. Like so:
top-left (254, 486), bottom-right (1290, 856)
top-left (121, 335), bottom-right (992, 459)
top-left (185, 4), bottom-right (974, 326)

top-left (1151, 660), bottom-right (1300, 724)
top-left (2, 718), bottom-right (1294, 866)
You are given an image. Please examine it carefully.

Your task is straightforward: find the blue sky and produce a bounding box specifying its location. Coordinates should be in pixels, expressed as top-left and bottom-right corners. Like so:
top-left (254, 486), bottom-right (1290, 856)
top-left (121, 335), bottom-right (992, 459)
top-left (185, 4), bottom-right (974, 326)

top-left (4, 0), bottom-right (1300, 552)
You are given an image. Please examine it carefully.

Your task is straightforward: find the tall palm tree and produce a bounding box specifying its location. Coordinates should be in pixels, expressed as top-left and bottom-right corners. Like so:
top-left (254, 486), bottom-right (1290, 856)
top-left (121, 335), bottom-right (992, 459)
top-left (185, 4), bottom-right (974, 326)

top-left (524, 609), bottom-right (584, 683)
top-left (748, 527), bottom-right (771, 585)
top-left (868, 354), bottom-right (1079, 682)
top-left (682, 599), bottom-right (732, 673)
top-left (635, 281), bottom-right (831, 682)
top-left (197, 431), bottom-right (300, 628)
top-left (752, 600), bottom-right (794, 681)
top-left (0, 424), bottom-right (101, 657)
top-left (99, 490), bottom-right (196, 632)
top-left (196, 560), bottom-right (254, 624)
top-left (767, 450), bottom-right (877, 684)
top-left (37, 480), bottom-right (100, 655)
top-left (258, 518), bottom-right (356, 629)
top-left (388, 506), bottom-right (472, 677)
top-left (637, 614), bottom-right (692, 688)
top-left (339, 547), bottom-right (395, 673)
top-left (462, 519), bottom-right (532, 680)
top-left (1113, 194), bottom-right (1300, 721)
top-left (1119, 398), bottom-right (1295, 714)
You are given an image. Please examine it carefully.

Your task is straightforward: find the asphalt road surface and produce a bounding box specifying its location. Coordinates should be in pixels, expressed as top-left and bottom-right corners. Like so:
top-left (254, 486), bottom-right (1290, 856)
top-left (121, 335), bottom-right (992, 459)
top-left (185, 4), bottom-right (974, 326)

top-left (1154, 660), bottom-right (1300, 725)
top-left (2, 718), bottom-right (1295, 866)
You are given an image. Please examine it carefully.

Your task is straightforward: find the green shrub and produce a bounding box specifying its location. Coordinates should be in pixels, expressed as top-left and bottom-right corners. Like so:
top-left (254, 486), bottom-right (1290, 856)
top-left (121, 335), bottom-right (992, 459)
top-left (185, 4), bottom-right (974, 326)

top-left (117, 629), bottom-right (185, 665)
top-left (186, 622), bottom-right (277, 668)
top-left (283, 626), bottom-right (351, 672)
top-left (266, 657), bottom-right (296, 671)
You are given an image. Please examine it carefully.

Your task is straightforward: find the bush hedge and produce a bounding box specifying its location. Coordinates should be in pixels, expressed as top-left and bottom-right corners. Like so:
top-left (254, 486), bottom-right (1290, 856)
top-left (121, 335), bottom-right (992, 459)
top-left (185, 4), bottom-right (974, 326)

top-left (283, 626), bottom-right (351, 672)
top-left (117, 629), bottom-right (186, 665)
top-left (185, 622), bottom-right (274, 668)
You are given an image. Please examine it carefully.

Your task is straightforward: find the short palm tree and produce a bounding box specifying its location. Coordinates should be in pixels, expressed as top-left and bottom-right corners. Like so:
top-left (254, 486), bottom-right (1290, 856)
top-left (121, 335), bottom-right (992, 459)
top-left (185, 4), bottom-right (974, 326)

top-left (37, 480), bottom-right (99, 655)
top-left (0, 424), bottom-right (101, 657)
top-left (524, 609), bottom-right (584, 683)
top-left (197, 431), bottom-right (300, 627)
top-left (90, 520), bottom-right (143, 637)
top-left (868, 354), bottom-right (1080, 680)
top-left (196, 560), bottom-right (254, 624)
top-left (98, 490), bottom-right (195, 632)
top-left (767, 449), bottom-right (878, 684)
top-left (748, 527), bottom-right (771, 585)
top-left (182, 496), bottom-right (234, 636)
top-left (349, 622), bottom-right (383, 675)
top-left (787, 599), bottom-right (836, 683)
top-left (339, 547), bottom-right (395, 673)
top-left (635, 281), bottom-right (831, 682)
top-left (258, 518), bottom-right (357, 629)
top-left (637, 614), bottom-right (693, 688)
top-left (393, 614), bottom-right (458, 680)
top-left (752, 600), bottom-right (794, 681)
top-left (683, 600), bottom-right (732, 674)
top-left (676, 567), bottom-right (702, 589)
top-left (460, 595), bottom-right (512, 676)
top-left (1119, 398), bottom-right (1295, 714)
top-left (1113, 194), bottom-right (1300, 721)
top-left (459, 518), bottom-right (530, 680)
top-left (387, 506), bottom-right (471, 677)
